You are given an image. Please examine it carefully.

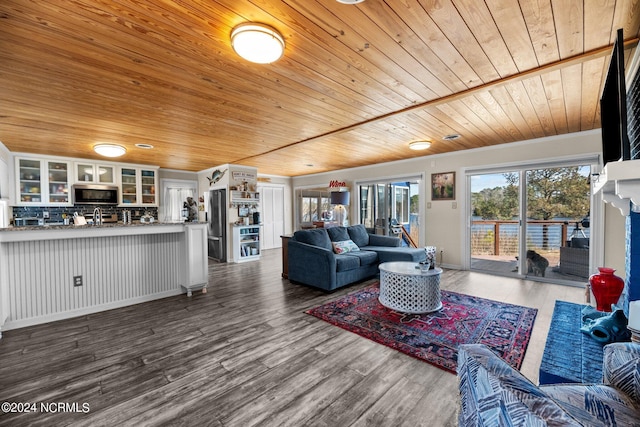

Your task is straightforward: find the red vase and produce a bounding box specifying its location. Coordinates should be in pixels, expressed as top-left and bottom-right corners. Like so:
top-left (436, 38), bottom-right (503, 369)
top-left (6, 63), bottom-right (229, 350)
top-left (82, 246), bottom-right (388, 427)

top-left (589, 267), bottom-right (625, 312)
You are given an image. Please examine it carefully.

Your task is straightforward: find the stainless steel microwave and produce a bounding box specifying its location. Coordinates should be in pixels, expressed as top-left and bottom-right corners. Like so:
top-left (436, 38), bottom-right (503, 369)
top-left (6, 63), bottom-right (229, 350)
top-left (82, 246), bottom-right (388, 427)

top-left (72, 184), bottom-right (119, 205)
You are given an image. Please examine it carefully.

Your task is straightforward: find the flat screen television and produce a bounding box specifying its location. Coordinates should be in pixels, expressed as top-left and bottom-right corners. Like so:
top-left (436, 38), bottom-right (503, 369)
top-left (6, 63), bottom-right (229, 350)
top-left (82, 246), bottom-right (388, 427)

top-left (600, 28), bottom-right (631, 166)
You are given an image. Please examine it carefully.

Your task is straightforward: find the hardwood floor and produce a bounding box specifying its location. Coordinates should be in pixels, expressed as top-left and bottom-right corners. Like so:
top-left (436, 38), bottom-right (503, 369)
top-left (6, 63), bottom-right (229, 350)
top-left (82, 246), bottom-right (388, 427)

top-left (0, 248), bottom-right (585, 427)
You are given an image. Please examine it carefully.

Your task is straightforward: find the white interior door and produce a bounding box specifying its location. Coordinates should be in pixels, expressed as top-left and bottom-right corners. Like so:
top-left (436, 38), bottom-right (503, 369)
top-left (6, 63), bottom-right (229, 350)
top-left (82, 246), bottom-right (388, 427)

top-left (260, 185), bottom-right (285, 250)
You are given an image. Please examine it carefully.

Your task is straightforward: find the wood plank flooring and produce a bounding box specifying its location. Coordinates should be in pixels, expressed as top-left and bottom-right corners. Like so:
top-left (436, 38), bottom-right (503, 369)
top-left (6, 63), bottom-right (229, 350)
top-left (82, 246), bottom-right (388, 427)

top-left (0, 248), bottom-right (585, 427)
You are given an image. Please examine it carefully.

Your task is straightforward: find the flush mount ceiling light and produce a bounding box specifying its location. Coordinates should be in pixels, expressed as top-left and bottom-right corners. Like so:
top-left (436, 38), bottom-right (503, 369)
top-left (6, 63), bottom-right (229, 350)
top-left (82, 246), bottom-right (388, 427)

top-left (337, 0), bottom-right (365, 3)
top-left (231, 23), bottom-right (285, 64)
top-left (409, 140), bottom-right (432, 150)
top-left (94, 144), bottom-right (126, 158)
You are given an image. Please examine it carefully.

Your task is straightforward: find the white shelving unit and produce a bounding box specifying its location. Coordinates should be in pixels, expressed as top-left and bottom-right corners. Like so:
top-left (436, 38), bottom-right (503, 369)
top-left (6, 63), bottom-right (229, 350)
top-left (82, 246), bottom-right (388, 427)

top-left (232, 225), bottom-right (260, 262)
top-left (230, 190), bottom-right (259, 207)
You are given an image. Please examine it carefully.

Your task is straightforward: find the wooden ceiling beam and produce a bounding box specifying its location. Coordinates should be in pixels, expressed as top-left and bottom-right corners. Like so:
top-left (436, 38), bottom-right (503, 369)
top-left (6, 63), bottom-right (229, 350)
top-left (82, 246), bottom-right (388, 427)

top-left (237, 38), bottom-right (639, 164)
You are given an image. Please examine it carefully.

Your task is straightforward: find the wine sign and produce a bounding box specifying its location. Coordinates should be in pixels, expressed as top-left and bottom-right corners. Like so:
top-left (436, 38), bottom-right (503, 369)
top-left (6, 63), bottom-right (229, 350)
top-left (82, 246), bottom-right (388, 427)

top-left (329, 180), bottom-right (347, 188)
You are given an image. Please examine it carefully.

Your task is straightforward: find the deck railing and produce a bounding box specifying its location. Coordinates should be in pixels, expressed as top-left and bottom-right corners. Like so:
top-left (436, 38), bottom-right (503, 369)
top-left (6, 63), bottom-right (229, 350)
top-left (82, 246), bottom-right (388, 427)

top-left (471, 219), bottom-right (588, 256)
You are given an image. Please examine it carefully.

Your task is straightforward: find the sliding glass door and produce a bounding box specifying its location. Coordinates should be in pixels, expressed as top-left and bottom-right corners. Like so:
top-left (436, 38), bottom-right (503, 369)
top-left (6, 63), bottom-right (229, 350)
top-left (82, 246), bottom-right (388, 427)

top-left (469, 164), bottom-right (592, 284)
top-left (524, 166), bottom-right (591, 282)
top-left (358, 177), bottom-right (422, 247)
top-left (470, 172), bottom-right (521, 276)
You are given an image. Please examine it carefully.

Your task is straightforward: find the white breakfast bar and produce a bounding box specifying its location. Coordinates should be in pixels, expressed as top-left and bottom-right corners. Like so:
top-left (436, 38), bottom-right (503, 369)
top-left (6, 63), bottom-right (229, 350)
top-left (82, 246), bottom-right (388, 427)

top-left (0, 222), bottom-right (208, 337)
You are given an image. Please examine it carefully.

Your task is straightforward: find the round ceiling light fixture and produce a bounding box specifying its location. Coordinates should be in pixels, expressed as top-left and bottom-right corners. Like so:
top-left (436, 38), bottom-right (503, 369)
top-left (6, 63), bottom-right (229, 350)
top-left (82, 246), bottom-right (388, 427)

top-left (231, 23), bottom-right (285, 64)
top-left (409, 140), bottom-right (432, 150)
top-left (337, 0), bottom-right (365, 3)
top-left (94, 144), bottom-right (126, 158)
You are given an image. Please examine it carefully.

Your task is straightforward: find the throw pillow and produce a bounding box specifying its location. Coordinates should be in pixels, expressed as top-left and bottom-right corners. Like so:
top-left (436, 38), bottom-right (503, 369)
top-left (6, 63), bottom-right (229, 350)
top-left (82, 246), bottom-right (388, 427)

top-left (327, 226), bottom-right (350, 242)
top-left (347, 224), bottom-right (370, 247)
top-left (332, 240), bottom-right (360, 254)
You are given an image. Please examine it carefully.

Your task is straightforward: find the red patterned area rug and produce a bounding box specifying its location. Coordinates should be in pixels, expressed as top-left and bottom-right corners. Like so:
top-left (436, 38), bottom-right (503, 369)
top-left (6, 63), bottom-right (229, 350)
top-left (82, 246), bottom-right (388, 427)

top-left (305, 284), bottom-right (537, 373)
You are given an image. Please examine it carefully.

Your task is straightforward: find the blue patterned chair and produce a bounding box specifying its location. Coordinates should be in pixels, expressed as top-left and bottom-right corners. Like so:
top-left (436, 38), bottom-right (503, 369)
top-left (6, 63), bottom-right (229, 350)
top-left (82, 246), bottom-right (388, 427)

top-left (457, 342), bottom-right (640, 426)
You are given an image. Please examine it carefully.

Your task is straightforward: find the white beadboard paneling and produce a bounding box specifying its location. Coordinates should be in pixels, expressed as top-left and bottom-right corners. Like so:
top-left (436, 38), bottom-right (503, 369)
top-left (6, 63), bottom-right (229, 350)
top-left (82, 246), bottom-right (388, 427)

top-left (4, 232), bottom-right (183, 328)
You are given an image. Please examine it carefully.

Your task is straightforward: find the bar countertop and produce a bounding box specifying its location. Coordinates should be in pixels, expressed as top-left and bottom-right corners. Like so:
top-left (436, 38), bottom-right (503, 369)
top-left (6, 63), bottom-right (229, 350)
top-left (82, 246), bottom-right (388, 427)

top-left (0, 221), bottom-right (207, 242)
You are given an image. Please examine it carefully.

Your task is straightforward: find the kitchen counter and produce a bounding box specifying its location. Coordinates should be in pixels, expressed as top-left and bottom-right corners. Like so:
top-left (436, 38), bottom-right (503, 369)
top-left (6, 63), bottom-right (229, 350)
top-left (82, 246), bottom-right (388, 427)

top-left (0, 222), bottom-right (208, 336)
top-left (0, 221), bottom-right (206, 242)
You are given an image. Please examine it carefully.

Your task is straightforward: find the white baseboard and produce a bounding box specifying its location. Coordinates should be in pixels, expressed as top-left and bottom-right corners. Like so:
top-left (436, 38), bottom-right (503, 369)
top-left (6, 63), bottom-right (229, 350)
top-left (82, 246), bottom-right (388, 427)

top-left (1, 289), bottom-right (183, 332)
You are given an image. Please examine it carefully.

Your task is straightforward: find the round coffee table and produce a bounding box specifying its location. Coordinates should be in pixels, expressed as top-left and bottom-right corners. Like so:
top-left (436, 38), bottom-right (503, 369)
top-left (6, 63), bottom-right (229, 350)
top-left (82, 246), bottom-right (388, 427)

top-left (378, 262), bottom-right (443, 314)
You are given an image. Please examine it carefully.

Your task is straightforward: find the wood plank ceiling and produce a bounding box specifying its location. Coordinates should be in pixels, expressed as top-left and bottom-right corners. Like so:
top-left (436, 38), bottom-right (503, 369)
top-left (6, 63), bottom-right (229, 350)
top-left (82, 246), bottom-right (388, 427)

top-left (1, 0), bottom-right (639, 176)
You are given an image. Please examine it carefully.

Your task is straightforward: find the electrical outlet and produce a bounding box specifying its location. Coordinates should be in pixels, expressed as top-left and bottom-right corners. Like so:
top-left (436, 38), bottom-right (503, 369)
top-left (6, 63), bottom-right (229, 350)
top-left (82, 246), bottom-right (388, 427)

top-left (73, 276), bottom-right (83, 287)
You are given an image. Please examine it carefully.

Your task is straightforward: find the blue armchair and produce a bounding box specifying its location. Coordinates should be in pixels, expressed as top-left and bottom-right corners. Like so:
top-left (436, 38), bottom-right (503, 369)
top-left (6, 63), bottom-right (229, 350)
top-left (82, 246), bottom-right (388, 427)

top-left (457, 342), bottom-right (640, 426)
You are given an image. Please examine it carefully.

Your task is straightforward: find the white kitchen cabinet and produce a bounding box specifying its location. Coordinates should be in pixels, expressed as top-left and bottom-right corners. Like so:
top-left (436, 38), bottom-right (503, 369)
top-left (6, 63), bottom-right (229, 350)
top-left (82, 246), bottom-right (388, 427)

top-left (75, 162), bottom-right (115, 184)
top-left (15, 157), bottom-right (72, 205)
top-left (119, 167), bottom-right (158, 206)
top-left (181, 223), bottom-right (208, 297)
top-left (232, 225), bottom-right (261, 262)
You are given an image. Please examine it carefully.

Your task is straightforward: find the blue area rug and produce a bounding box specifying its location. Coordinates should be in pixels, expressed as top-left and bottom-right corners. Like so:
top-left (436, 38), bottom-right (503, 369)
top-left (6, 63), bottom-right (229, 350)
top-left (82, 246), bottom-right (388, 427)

top-left (306, 284), bottom-right (537, 373)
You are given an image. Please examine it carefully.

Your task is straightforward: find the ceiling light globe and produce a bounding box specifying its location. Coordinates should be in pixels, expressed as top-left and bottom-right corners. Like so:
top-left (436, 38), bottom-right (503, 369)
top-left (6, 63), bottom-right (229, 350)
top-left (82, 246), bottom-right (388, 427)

top-left (94, 144), bottom-right (126, 157)
top-left (409, 141), bottom-right (431, 150)
top-left (231, 23), bottom-right (285, 64)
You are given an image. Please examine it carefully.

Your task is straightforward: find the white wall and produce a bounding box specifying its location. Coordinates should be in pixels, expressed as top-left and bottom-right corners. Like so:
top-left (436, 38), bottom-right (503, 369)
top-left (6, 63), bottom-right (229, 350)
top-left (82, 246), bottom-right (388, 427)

top-left (291, 130), bottom-right (619, 270)
top-left (0, 141), bottom-right (11, 200)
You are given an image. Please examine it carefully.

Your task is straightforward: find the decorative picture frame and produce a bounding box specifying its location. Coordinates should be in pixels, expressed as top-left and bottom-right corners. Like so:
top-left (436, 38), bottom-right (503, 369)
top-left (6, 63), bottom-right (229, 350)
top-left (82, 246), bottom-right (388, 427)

top-left (431, 172), bottom-right (455, 200)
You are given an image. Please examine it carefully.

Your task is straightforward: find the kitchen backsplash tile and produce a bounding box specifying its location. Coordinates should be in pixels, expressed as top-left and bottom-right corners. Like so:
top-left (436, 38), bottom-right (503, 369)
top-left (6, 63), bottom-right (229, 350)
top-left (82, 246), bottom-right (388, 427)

top-left (12, 205), bottom-right (158, 223)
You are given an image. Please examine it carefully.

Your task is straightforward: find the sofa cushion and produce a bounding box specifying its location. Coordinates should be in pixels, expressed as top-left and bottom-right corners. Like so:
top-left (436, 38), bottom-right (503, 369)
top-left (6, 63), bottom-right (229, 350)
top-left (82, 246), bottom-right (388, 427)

top-left (458, 344), bottom-right (582, 426)
top-left (327, 226), bottom-right (350, 242)
top-left (335, 254), bottom-right (360, 272)
top-left (293, 228), bottom-right (332, 251)
top-left (603, 342), bottom-right (640, 403)
top-left (347, 224), bottom-right (370, 247)
top-left (332, 240), bottom-right (360, 254)
top-left (364, 246), bottom-right (426, 263)
top-left (542, 384), bottom-right (640, 426)
top-left (342, 250), bottom-right (378, 266)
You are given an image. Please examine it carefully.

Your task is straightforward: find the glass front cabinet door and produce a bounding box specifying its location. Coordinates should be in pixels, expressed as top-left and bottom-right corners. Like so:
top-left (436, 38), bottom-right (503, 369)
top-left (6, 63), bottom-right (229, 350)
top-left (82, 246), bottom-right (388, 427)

top-left (16, 158), bottom-right (71, 205)
top-left (119, 167), bottom-right (158, 206)
top-left (47, 161), bottom-right (70, 204)
top-left (76, 163), bottom-right (115, 184)
top-left (17, 158), bottom-right (42, 204)
top-left (140, 169), bottom-right (156, 205)
top-left (120, 168), bottom-right (138, 204)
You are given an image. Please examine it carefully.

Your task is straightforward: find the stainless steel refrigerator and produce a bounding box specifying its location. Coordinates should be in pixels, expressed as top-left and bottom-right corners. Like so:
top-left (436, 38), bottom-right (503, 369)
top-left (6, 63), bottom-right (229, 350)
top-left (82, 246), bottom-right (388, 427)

top-left (207, 189), bottom-right (227, 261)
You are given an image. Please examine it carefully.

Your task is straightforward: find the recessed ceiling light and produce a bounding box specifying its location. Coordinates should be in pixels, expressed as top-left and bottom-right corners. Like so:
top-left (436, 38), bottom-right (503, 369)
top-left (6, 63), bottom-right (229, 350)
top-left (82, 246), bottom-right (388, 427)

top-left (135, 143), bottom-right (154, 149)
top-left (409, 141), bottom-right (431, 150)
top-left (94, 144), bottom-right (126, 157)
top-left (337, 0), bottom-right (365, 3)
top-left (442, 134), bottom-right (461, 141)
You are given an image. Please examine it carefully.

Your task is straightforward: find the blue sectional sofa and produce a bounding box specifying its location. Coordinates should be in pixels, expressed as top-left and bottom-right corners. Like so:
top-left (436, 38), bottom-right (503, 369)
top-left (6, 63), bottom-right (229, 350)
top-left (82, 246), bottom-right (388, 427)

top-left (287, 224), bottom-right (427, 291)
top-left (457, 342), bottom-right (640, 426)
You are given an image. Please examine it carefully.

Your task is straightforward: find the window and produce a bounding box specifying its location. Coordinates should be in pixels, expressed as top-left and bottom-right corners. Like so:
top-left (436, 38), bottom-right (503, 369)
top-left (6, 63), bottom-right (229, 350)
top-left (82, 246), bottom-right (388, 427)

top-left (160, 179), bottom-right (197, 222)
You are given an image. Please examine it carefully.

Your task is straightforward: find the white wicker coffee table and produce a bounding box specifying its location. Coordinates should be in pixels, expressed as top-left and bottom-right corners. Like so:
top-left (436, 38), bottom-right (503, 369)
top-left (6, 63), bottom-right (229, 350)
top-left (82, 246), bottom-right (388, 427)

top-left (378, 262), bottom-right (443, 314)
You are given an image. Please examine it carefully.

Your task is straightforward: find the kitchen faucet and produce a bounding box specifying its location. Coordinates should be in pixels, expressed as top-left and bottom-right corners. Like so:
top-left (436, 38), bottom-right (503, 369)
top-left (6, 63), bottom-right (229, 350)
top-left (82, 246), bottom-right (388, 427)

top-left (93, 207), bottom-right (102, 226)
